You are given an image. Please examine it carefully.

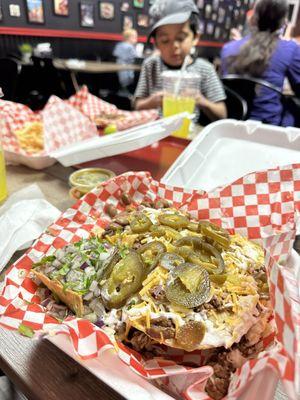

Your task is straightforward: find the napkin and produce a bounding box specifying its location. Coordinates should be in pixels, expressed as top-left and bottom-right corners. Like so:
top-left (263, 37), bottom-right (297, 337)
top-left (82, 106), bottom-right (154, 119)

top-left (0, 184), bottom-right (60, 272)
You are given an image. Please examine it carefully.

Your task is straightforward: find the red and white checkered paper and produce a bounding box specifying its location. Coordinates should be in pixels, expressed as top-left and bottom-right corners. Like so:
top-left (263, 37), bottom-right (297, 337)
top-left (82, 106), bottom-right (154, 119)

top-left (68, 85), bottom-right (159, 131)
top-left (0, 96), bottom-right (98, 156)
top-left (42, 96), bottom-right (98, 152)
top-left (0, 88), bottom-right (158, 159)
top-left (0, 99), bottom-right (41, 156)
top-left (1, 164), bottom-right (300, 400)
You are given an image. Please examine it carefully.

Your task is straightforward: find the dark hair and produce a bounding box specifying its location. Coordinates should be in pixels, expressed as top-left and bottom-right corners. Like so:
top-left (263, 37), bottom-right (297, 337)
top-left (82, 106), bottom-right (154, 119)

top-left (189, 13), bottom-right (201, 37)
top-left (227, 0), bottom-right (288, 77)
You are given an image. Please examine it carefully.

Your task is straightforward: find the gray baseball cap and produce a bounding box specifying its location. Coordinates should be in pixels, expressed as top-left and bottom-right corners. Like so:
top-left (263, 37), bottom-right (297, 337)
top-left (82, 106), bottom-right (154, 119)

top-left (149, 0), bottom-right (199, 38)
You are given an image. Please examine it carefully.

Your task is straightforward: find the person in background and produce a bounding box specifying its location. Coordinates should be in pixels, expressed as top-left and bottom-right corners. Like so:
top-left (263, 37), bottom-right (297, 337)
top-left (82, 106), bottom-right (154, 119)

top-left (134, 0), bottom-right (227, 122)
top-left (113, 29), bottom-right (138, 93)
top-left (221, 0), bottom-right (300, 127)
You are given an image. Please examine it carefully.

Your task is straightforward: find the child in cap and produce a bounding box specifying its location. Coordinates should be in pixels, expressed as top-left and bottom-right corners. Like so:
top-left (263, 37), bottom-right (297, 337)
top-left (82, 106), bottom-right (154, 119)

top-left (134, 0), bottom-right (227, 121)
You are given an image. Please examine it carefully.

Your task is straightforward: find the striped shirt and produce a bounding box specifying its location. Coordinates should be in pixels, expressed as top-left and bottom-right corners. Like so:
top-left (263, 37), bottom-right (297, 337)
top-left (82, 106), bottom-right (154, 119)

top-left (134, 55), bottom-right (226, 103)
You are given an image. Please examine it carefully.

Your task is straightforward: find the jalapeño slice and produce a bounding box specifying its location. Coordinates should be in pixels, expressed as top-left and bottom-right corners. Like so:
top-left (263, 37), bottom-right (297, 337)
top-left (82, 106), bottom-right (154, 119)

top-left (198, 221), bottom-right (230, 249)
top-left (130, 212), bottom-right (152, 234)
top-left (176, 321), bottom-right (206, 351)
top-left (138, 241), bottom-right (166, 271)
top-left (158, 213), bottom-right (189, 230)
top-left (102, 251), bottom-right (145, 309)
top-left (159, 252), bottom-right (185, 271)
top-left (175, 236), bottom-right (225, 275)
top-left (166, 263), bottom-right (210, 308)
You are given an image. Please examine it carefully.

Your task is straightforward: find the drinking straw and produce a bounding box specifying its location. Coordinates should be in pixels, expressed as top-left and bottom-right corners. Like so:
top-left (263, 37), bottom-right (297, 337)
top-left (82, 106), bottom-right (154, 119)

top-left (173, 55), bottom-right (190, 97)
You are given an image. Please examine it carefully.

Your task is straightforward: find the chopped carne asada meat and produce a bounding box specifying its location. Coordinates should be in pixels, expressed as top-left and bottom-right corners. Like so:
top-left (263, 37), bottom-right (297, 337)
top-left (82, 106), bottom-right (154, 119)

top-left (130, 331), bottom-right (153, 352)
top-left (146, 317), bottom-right (176, 340)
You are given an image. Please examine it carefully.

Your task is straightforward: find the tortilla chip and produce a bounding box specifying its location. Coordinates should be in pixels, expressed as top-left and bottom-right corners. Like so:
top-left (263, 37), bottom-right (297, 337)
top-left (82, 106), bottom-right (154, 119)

top-left (32, 270), bottom-right (84, 317)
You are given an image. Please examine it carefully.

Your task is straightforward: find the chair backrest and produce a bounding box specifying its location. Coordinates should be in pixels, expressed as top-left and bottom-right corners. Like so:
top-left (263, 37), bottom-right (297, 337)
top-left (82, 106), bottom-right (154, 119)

top-left (222, 85), bottom-right (248, 120)
top-left (0, 58), bottom-right (19, 100)
top-left (222, 74), bottom-right (285, 123)
top-left (31, 56), bottom-right (66, 98)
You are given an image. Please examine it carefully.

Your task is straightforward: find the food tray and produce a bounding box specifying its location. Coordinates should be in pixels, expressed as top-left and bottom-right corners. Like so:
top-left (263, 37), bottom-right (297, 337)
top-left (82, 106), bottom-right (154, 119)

top-left (50, 114), bottom-right (187, 167)
top-left (2, 164), bottom-right (299, 400)
top-left (162, 119), bottom-right (300, 191)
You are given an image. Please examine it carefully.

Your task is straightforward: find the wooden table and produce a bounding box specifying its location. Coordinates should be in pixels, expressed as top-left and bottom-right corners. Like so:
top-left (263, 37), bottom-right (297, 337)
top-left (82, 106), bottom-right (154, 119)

top-left (53, 59), bottom-right (141, 92)
top-left (53, 59), bottom-right (141, 74)
top-left (0, 162), bottom-right (297, 400)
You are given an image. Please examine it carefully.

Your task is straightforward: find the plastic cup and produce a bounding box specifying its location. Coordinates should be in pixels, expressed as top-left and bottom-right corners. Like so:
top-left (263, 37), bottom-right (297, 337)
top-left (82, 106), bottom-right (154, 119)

top-left (162, 71), bottom-right (200, 138)
top-left (0, 147), bottom-right (7, 203)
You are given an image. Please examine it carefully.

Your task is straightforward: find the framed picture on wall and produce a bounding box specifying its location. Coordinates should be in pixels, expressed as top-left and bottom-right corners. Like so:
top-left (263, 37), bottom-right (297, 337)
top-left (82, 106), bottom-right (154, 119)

top-left (99, 2), bottom-right (115, 20)
top-left (80, 2), bottom-right (95, 27)
top-left (9, 4), bottom-right (21, 17)
top-left (53, 0), bottom-right (69, 16)
top-left (133, 0), bottom-right (144, 8)
top-left (0, 1), bottom-right (2, 22)
top-left (206, 21), bottom-right (214, 35)
top-left (137, 14), bottom-right (149, 28)
top-left (214, 26), bottom-right (221, 40)
top-left (26, 0), bottom-right (45, 24)
top-left (197, 0), bottom-right (204, 9)
top-left (121, 1), bottom-right (130, 12)
top-left (122, 14), bottom-right (134, 30)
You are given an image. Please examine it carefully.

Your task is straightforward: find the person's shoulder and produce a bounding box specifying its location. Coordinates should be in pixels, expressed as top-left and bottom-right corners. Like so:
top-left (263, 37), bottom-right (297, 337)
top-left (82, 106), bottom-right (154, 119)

top-left (222, 37), bottom-right (248, 55)
top-left (141, 54), bottom-right (162, 71)
top-left (277, 38), bottom-right (299, 52)
top-left (142, 54), bottom-right (161, 66)
top-left (113, 41), bottom-right (127, 53)
top-left (192, 58), bottom-right (216, 74)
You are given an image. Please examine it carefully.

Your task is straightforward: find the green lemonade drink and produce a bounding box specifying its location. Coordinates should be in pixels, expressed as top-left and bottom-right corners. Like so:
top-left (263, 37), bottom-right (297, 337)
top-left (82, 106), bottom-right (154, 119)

top-left (163, 95), bottom-right (196, 138)
top-left (0, 148), bottom-right (7, 203)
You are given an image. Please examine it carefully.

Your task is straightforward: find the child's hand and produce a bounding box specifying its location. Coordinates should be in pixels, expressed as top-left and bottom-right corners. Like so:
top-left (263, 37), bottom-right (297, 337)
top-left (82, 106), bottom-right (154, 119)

top-left (149, 91), bottom-right (164, 108)
top-left (134, 91), bottom-right (164, 111)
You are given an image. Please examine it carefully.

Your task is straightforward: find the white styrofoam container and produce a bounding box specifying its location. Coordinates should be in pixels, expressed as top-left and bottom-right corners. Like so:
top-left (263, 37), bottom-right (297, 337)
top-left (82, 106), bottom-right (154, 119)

top-left (50, 113), bottom-right (187, 167)
top-left (5, 150), bottom-right (56, 170)
top-left (4, 113), bottom-right (187, 170)
top-left (162, 119), bottom-right (300, 192)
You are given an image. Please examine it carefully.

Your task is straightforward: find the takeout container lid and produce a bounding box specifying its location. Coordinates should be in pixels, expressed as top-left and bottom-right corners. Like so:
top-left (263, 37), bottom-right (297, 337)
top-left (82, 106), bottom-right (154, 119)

top-left (69, 167), bottom-right (115, 194)
top-left (50, 114), bottom-right (187, 167)
top-left (162, 119), bottom-right (300, 192)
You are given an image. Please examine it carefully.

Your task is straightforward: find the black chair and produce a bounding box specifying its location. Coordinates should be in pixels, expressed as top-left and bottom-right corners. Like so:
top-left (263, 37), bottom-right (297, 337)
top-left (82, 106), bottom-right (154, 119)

top-left (221, 74), bottom-right (288, 125)
top-left (0, 58), bottom-right (19, 100)
top-left (32, 56), bottom-right (68, 98)
top-left (286, 95), bottom-right (300, 128)
top-left (223, 85), bottom-right (248, 120)
top-left (197, 85), bottom-right (247, 127)
top-left (97, 71), bottom-right (135, 110)
top-left (16, 56), bottom-right (70, 110)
